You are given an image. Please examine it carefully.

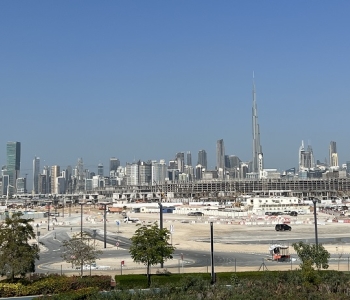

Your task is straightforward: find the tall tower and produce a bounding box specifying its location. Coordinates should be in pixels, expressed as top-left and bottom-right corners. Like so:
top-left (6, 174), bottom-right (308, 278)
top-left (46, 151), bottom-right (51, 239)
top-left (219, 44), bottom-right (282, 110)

top-left (329, 141), bottom-right (339, 169)
top-left (6, 141), bottom-right (21, 193)
top-left (186, 151), bottom-right (192, 166)
top-left (33, 156), bottom-right (40, 194)
top-left (197, 150), bottom-right (207, 169)
top-left (299, 140), bottom-right (314, 171)
top-left (216, 139), bottom-right (225, 178)
top-left (175, 152), bottom-right (185, 172)
top-left (109, 157), bottom-right (120, 172)
top-left (97, 163), bottom-right (104, 177)
top-left (51, 165), bottom-right (60, 194)
top-left (252, 75), bottom-right (263, 173)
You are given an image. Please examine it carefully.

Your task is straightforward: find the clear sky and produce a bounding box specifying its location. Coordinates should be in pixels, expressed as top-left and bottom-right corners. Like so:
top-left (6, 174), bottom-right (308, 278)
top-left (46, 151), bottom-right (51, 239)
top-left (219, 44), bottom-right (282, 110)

top-left (1, 1), bottom-right (349, 178)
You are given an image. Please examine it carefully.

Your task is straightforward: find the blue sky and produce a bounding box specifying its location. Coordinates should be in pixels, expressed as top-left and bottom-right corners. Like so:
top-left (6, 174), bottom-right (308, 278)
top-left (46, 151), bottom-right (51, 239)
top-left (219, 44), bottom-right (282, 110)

top-left (1, 1), bottom-right (349, 178)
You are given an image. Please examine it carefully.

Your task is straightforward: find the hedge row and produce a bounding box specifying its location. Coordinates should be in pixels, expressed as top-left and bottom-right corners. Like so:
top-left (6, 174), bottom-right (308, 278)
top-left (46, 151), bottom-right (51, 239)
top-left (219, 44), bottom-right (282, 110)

top-left (0, 275), bottom-right (111, 297)
top-left (114, 270), bottom-right (350, 289)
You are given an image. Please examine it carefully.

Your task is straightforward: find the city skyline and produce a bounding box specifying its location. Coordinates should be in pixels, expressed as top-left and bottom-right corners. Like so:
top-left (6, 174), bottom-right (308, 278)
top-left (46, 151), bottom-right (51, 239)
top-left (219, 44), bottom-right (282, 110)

top-left (0, 137), bottom-right (349, 194)
top-left (1, 2), bottom-right (350, 177)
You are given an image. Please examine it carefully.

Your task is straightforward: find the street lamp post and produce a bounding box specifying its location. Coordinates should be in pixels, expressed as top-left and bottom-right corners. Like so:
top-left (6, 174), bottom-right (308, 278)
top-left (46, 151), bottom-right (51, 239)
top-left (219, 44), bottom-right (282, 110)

top-left (79, 202), bottom-right (85, 239)
top-left (158, 202), bottom-right (164, 268)
top-left (47, 201), bottom-right (51, 231)
top-left (312, 197), bottom-right (319, 248)
top-left (100, 203), bottom-right (109, 249)
top-left (210, 221), bottom-right (215, 284)
top-left (36, 224), bottom-right (39, 243)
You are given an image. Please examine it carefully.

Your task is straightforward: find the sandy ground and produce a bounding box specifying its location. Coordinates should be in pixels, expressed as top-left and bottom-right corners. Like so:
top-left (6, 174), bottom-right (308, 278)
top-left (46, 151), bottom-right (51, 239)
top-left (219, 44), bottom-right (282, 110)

top-left (38, 209), bottom-right (350, 276)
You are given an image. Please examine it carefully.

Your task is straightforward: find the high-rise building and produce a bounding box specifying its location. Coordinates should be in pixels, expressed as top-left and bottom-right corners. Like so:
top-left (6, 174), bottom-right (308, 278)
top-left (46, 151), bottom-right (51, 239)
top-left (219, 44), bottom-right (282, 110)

top-left (139, 161), bottom-right (152, 185)
top-left (33, 156), bottom-right (40, 194)
top-left (252, 76), bottom-right (263, 173)
top-left (152, 160), bottom-right (167, 184)
top-left (6, 141), bottom-right (21, 194)
top-left (16, 177), bottom-right (26, 194)
top-left (51, 165), bottom-right (60, 194)
top-left (176, 152), bottom-right (185, 172)
top-left (346, 161), bottom-right (350, 176)
top-left (126, 162), bottom-right (139, 185)
top-left (216, 139), bottom-right (225, 177)
top-left (110, 157), bottom-right (120, 172)
top-left (329, 141), bottom-right (339, 169)
top-left (75, 158), bottom-right (85, 193)
top-left (42, 166), bottom-right (50, 194)
top-left (299, 141), bottom-right (314, 171)
top-left (186, 151), bottom-right (192, 166)
top-left (228, 155), bottom-right (241, 169)
top-left (98, 163), bottom-right (104, 177)
top-left (197, 150), bottom-right (207, 170)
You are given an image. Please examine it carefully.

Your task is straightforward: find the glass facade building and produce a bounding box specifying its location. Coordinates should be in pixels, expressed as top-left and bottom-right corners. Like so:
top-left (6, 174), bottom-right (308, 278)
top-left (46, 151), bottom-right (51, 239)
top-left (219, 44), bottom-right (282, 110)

top-left (6, 141), bottom-right (21, 193)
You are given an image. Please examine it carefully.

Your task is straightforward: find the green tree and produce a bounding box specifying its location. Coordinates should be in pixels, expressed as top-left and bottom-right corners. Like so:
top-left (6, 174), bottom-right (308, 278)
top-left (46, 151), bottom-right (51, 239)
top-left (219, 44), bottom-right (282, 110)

top-left (0, 212), bottom-right (40, 281)
top-left (129, 223), bottom-right (175, 286)
top-left (292, 241), bottom-right (330, 270)
top-left (61, 232), bottom-right (102, 277)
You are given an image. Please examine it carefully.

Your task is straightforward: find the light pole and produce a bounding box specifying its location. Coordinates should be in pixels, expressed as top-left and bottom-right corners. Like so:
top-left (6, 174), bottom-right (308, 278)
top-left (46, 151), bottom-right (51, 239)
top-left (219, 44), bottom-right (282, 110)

top-left (210, 221), bottom-right (215, 284)
top-left (79, 202), bottom-right (85, 239)
top-left (36, 224), bottom-right (39, 243)
top-left (312, 197), bottom-right (319, 248)
top-left (158, 202), bottom-right (164, 268)
top-left (46, 201), bottom-right (52, 231)
top-left (100, 203), bottom-right (109, 249)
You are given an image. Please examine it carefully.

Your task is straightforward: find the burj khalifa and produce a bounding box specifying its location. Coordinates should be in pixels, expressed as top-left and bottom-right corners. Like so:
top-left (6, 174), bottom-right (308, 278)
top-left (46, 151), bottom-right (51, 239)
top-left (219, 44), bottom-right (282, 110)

top-left (252, 75), bottom-right (263, 174)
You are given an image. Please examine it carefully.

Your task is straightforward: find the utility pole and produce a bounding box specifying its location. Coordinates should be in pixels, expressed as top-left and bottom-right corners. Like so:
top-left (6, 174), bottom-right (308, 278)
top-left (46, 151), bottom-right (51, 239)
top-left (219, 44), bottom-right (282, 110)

top-left (154, 181), bottom-right (164, 268)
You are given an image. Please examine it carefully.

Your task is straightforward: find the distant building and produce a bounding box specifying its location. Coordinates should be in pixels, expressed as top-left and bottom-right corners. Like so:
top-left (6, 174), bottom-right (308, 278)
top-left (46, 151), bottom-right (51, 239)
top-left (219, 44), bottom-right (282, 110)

top-left (186, 151), bottom-right (192, 166)
top-left (97, 163), bottom-right (104, 177)
top-left (176, 152), bottom-right (185, 173)
top-left (51, 165), bottom-right (60, 194)
top-left (139, 161), bottom-right (152, 185)
top-left (346, 161), bottom-right (350, 176)
top-left (299, 140), bottom-right (314, 171)
top-left (229, 155), bottom-right (241, 169)
top-left (33, 157), bottom-right (40, 194)
top-left (16, 177), bottom-right (26, 194)
top-left (110, 157), bottom-right (120, 172)
top-left (195, 164), bottom-right (204, 180)
top-left (152, 160), bottom-right (167, 184)
top-left (6, 141), bottom-right (21, 194)
top-left (197, 150), bottom-right (207, 170)
top-left (216, 139), bottom-right (225, 174)
top-left (329, 141), bottom-right (339, 169)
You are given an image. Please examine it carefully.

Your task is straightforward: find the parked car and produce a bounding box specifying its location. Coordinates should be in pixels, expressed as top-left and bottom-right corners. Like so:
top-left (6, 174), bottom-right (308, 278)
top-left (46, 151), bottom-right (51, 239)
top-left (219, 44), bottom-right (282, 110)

top-left (275, 224), bottom-right (292, 231)
top-left (290, 211), bottom-right (298, 216)
top-left (187, 212), bottom-right (204, 216)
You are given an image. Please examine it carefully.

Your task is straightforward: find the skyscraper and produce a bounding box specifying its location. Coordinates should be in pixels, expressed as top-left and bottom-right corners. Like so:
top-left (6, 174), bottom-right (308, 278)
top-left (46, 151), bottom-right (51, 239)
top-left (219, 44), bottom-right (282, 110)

top-left (252, 76), bottom-right (263, 173)
top-left (329, 141), bottom-right (339, 169)
top-left (197, 150), bottom-right (207, 169)
top-left (97, 163), bottom-right (104, 177)
top-left (6, 141), bottom-right (21, 193)
top-left (176, 152), bottom-right (185, 172)
top-left (33, 156), bottom-right (40, 194)
top-left (299, 141), bottom-right (314, 171)
top-left (51, 165), bottom-right (60, 194)
top-left (186, 151), bottom-right (192, 166)
top-left (110, 157), bottom-right (120, 172)
top-left (216, 139), bottom-right (225, 173)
